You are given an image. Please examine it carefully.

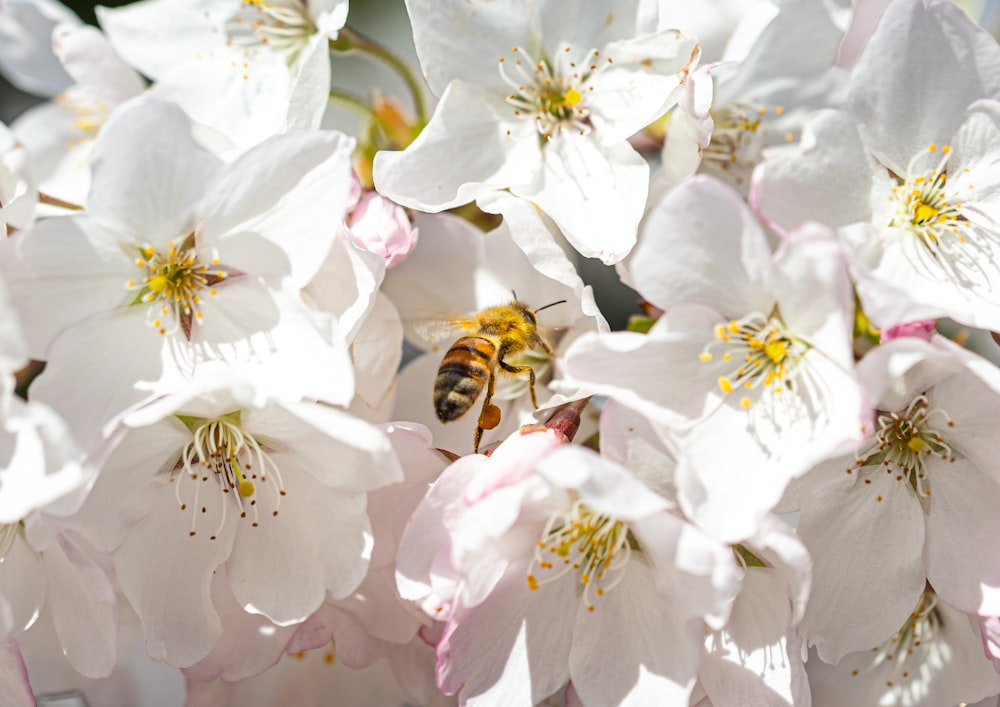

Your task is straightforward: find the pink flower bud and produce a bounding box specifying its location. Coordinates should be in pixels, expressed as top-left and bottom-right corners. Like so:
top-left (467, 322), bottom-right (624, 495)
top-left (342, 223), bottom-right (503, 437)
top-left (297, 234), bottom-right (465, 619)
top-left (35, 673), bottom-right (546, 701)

top-left (347, 192), bottom-right (418, 268)
top-left (880, 319), bottom-right (936, 343)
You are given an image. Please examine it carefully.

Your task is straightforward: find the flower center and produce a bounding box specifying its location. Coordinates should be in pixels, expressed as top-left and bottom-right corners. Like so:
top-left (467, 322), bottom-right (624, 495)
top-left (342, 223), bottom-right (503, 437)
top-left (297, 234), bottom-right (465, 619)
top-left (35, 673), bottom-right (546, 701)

top-left (125, 232), bottom-right (228, 339)
top-left (698, 311), bottom-right (809, 409)
top-left (848, 395), bottom-right (955, 499)
top-left (888, 144), bottom-right (985, 284)
top-left (525, 500), bottom-right (631, 612)
top-left (227, 0), bottom-right (316, 64)
top-left (498, 44), bottom-right (611, 141)
top-left (851, 588), bottom-right (941, 688)
top-left (172, 411), bottom-right (285, 540)
top-left (701, 102), bottom-right (794, 189)
top-left (56, 90), bottom-right (112, 145)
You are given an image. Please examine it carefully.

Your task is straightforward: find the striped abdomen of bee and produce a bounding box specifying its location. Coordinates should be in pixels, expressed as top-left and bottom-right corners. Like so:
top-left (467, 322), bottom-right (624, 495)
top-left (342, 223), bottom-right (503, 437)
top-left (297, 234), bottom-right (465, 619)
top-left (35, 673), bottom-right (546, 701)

top-left (433, 335), bottom-right (497, 423)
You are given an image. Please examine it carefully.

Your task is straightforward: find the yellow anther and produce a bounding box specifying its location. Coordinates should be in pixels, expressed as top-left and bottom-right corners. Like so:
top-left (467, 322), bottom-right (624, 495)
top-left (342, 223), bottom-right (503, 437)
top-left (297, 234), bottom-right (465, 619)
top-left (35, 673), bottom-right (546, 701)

top-left (914, 202), bottom-right (939, 222)
top-left (718, 376), bottom-right (734, 394)
top-left (526, 574), bottom-right (539, 590)
top-left (764, 340), bottom-right (788, 363)
top-left (699, 352), bottom-right (713, 362)
top-left (740, 397), bottom-right (752, 409)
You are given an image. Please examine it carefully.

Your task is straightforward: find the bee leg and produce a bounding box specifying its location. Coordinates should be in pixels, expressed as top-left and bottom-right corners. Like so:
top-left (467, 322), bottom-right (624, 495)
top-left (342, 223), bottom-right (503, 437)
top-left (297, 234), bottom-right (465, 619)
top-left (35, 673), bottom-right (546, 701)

top-left (499, 359), bottom-right (538, 409)
top-left (475, 369), bottom-right (499, 453)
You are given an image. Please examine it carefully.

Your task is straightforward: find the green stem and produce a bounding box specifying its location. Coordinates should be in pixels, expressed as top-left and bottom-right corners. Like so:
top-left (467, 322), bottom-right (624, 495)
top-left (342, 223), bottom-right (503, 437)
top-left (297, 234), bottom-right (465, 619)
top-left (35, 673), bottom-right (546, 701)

top-left (328, 88), bottom-right (377, 121)
top-left (330, 26), bottom-right (429, 125)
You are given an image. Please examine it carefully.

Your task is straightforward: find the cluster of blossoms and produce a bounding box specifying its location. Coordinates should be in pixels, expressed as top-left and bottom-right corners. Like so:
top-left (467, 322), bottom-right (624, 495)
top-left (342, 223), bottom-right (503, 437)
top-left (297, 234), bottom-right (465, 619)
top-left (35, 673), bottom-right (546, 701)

top-left (5, 0), bottom-right (1000, 704)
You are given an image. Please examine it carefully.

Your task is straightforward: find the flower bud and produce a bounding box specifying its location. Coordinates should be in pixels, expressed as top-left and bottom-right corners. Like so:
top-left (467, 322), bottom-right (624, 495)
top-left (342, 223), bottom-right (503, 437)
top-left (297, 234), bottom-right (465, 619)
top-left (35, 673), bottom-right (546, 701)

top-left (347, 192), bottom-right (418, 268)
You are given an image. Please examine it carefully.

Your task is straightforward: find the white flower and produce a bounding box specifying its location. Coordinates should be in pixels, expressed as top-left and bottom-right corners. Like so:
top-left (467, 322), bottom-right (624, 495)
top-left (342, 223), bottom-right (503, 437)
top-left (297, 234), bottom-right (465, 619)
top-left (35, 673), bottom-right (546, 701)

top-left (98, 0), bottom-right (348, 148)
top-left (397, 430), bottom-right (740, 705)
top-left (787, 336), bottom-right (1000, 664)
top-left (562, 176), bottom-right (866, 542)
top-left (71, 373), bottom-right (402, 667)
top-left (807, 590), bottom-right (1000, 707)
top-left (752, 0), bottom-right (1000, 330)
top-left (374, 0), bottom-right (699, 264)
top-left (1, 96), bottom-right (357, 447)
top-left (658, 0), bottom-right (847, 195)
top-left (0, 122), bottom-right (36, 234)
top-left (12, 23), bottom-right (146, 208)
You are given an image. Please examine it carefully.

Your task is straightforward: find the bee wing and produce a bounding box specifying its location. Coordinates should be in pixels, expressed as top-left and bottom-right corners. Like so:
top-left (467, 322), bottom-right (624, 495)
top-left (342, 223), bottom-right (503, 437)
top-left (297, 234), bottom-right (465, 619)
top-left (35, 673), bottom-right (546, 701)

top-left (412, 315), bottom-right (479, 346)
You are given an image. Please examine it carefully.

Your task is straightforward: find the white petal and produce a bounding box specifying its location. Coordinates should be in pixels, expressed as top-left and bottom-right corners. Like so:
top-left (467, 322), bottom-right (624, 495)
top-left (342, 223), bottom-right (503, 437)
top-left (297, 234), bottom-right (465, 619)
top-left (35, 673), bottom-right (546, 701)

top-left (42, 531), bottom-right (117, 677)
top-left (569, 558), bottom-right (700, 706)
top-left (524, 133), bottom-right (647, 264)
top-left (0, 0), bottom-right (78, 96)
top-left (0, 637), bottom-right (33, 707)
top-left (924, 459), bottom-right (1000, 616)
top-left (631, 174), bottom-right (774, 314)
top-left (373, 81), bottom-right (540, 212)
top-left (797, 467), bottom-right (925, 663)
top-left (847, 0), bottom-right (1000, 173)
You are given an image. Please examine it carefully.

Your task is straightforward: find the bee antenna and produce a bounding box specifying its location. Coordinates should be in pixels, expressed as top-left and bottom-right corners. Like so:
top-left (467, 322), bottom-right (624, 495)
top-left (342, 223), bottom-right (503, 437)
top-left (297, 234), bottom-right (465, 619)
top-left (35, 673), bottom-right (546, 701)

top-left (534, 299), bottom-right (567, 313)
top-left (511, 289), bottom-right (518, 301)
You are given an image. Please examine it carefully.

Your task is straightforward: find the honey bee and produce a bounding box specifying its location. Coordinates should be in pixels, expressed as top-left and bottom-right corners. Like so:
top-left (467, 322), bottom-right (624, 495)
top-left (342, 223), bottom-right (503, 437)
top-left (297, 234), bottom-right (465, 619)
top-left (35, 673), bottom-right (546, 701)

top-left (422, 299), bottom-right (564, 453)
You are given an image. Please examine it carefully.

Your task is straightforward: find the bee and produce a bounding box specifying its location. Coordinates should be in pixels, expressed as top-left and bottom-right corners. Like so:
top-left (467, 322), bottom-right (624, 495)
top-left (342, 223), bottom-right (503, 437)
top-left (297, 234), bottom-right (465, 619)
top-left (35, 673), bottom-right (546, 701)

top-left (424, 299), bottom-right (565, 453)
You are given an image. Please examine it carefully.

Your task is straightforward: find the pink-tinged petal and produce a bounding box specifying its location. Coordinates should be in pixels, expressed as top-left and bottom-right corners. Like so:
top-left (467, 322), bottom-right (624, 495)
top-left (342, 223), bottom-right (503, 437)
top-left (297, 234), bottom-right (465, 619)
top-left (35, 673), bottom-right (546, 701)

top-left (569, 558), bottom-right (700, 706)
top-left (0, 532), bottom-right (44, 634)
top-left (386, 634), bottom-right (456, 707)
top-left (331, 570), bottom-right (424, 648)
top-left (228, 476), bottom-right (370, 624)
top-left (630, 511), bottom-right (740, 630)
top-left (0, 637), bottom-right (33, 707)
top-left (524, 134), bottom-right (647, 264)
top-left (798, 468), bottom-right (925, 663)
top-left (182, 568), bottom-right (296, 684)
top-left (396, 457), bottom-right (482, 615)
top-left (200, 130), bottom-right (356, 286)
top-left (848, 0), bottom-right (1000, 174)
top-left (881, 319), bottom-right (936, 343)
top-left (535, 446), bottom-right (670, 521)
top-left (0, 215), bottom-right (134, 359)
top-left (374, 81), bottom-right (540, 212)
top-left (42, 532), bottom-right (117, 678)
top-left (365, 422), bottom-right (448, 571)
top-left (751, 109), bottom-right (878, 234)
top-left (87, 97), bottom-right (222, 243)
top-left (631, 175), bottom-right (774, 315)
top-left (436, 566), bottom-right (576, 703)
top-left (924, 460), bottom-right (1000, 616)
top-left (115, 486), bottom-right (237, 667)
